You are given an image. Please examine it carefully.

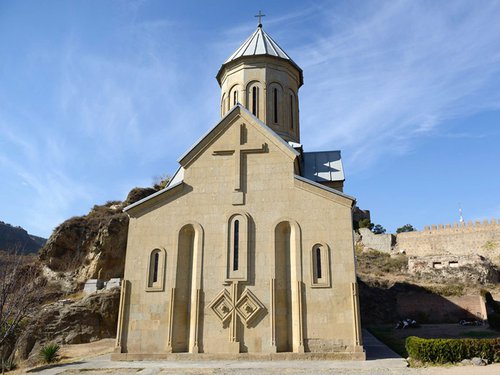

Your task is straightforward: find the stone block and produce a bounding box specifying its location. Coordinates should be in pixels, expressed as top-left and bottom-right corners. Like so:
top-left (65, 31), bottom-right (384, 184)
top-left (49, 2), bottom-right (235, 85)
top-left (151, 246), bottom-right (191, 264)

top-left (83, 279), bottom-right (104, 294)
top-left (106, 278), bottom-right (121, 290)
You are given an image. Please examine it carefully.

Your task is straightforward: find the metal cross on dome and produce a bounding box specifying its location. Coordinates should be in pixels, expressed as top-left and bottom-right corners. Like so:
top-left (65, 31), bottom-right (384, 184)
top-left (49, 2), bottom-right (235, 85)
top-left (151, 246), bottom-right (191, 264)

top-left (255, 10), bottom-right (265, 27)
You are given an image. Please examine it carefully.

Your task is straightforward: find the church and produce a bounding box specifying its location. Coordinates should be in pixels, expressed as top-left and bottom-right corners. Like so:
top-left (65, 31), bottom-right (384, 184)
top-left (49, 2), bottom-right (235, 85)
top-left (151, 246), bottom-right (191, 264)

top-left (113, 19), bottom-right (364, 360)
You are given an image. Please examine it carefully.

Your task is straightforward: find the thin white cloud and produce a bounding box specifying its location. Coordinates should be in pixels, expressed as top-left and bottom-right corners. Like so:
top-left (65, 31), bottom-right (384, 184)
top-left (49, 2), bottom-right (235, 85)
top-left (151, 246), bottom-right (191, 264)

top-left (283, 1), bottom-right (500, 172)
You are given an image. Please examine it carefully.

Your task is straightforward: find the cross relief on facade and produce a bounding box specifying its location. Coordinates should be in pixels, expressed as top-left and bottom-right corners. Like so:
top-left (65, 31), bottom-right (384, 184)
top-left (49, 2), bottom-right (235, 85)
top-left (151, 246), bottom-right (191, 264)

top-left (213, 123), bottom-right (268, 205)
top-left (208, 282), bottom-right (265, 343)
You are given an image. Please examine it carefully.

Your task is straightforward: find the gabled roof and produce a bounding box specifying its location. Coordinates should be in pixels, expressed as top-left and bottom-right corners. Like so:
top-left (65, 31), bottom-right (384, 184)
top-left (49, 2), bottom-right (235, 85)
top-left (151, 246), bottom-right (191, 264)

top-left (123, 105), bottom-right (353, 213)
top-left (178, 104), bottom-right (299, 168)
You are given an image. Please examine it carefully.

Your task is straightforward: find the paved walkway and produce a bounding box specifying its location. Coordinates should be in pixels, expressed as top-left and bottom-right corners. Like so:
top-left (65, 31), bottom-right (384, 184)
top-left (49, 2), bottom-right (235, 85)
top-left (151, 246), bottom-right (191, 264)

top-left (28, 332), bottom-right (499, 374)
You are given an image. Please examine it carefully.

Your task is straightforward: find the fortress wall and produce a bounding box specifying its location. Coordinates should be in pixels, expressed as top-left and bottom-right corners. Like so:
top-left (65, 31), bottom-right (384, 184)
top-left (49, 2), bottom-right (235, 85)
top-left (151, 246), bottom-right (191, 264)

top-left (359, 228), bottom-right (394, 253)
top-left (396, 219), bottom-right (500, 260)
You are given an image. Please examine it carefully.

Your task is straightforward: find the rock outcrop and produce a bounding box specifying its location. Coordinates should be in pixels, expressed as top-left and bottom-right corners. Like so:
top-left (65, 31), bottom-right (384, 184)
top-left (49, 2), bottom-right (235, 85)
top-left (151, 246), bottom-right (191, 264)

top-left (15, 287), bottom-right (120, 361)
top-left (38, 187), bottom-right (156, 289)
top-left (408, 254), bottom-right (499, 284)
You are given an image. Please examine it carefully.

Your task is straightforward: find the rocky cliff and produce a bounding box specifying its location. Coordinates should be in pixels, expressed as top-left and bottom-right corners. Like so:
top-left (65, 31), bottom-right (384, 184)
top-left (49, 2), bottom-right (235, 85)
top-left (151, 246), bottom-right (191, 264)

top-left (38, 187), bottom-right (156, 290)
top-left (15, 288), bottom-right (120, 361)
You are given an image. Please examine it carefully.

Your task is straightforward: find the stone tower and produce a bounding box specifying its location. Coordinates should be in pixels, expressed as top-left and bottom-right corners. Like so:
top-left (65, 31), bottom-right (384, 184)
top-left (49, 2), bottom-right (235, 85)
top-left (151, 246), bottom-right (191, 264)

top-left (216, 25), bottom-right (303, 143)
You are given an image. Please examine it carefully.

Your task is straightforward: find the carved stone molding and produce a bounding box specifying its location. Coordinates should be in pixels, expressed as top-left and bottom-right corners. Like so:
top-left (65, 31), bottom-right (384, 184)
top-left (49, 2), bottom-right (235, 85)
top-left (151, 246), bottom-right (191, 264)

top-left (208, 285), bottom-right (264, 327)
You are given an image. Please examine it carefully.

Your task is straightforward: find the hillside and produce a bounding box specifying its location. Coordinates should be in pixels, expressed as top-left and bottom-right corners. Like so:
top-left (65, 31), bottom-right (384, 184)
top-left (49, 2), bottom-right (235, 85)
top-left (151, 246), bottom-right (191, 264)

top-left (0, 220), bottom-right (46, 253)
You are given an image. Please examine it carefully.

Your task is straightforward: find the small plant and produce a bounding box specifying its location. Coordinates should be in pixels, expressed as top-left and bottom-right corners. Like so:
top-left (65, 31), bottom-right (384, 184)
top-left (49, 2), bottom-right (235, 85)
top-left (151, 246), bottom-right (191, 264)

top-left (483, 240), bottom-right (499, 251)
top-left (1, 357), bottom-right (17, 372)
top-left (39, 342), bottom-right (60, 364)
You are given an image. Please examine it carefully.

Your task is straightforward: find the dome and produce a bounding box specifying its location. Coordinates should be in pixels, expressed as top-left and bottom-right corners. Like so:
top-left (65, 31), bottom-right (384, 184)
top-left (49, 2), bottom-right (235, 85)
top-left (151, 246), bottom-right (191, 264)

top-left (217, 25), bottom-right (303, 87)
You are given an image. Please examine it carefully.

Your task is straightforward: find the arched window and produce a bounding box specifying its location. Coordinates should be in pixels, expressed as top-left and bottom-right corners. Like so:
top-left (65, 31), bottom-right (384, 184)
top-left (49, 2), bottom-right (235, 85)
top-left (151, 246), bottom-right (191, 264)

top-left (226, 213), bottom-right (250, 281)
top-left (221, 93), bottom-right (227, 116)
top-left (153, 251), bottom-right (159, 282)
top-left (252, 86), bottom-right (258, 115)
top-left (246, 82), bottom-right (262, 119)
top-left (233, 90), bottom-right (238, 106)
top-left (273, 88), bottom-right (278, 123)
top-left (311, 243), bottom-right (330, 288)
top-left (289, 94), bottom-right (294, 129)
top-left (233, 219), bottom-right (239, 271)
top-left (146, 248), bottom-right (166, 291)
top-left (315, 247), bottom-right (322, 279)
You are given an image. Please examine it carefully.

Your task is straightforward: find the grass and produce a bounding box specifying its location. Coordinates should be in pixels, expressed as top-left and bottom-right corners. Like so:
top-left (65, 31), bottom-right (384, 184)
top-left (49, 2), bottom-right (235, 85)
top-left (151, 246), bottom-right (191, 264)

top-left (462, 330), bottom-right (499, 338)
top-left (356, 248), bottom-right (408, 275)
top-left (40, 343), bottom-right (60, 364)
top-left (424, 284), bottom-right (465, 297)
top-left (367, 325), bottom-right (408, 357)
top-left (367, 323), bottom-right (500, 362)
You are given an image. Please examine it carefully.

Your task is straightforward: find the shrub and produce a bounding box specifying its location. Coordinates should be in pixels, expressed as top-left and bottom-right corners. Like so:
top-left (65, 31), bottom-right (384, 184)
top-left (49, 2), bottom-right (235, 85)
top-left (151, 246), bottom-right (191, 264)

top-left (406, 336), bottom-right (500, 364)
top-left (396, 224), bottom-right (416, 233)
top-left (39, 342), bottom-right (60, 364)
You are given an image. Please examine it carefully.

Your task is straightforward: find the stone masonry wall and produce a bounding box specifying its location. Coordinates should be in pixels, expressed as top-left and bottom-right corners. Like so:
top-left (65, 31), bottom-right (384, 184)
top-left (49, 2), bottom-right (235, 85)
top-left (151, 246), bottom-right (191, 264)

top-left (358, 228), bottom-right (394, 253)
top-left (396, 219), bottom-right (500, 263)
top-left (397, 294), bottom-right (487, 323)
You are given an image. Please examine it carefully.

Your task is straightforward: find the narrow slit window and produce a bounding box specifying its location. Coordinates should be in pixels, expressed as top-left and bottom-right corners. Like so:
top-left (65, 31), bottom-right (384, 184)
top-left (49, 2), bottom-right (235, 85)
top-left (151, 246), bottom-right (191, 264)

top-left (273, 88), bottom-right (278, 123)
top-left (147, 248), bottom-right (165, 291)
top-left (311, 243), bottom-right (330, 287)
top-left (252, 87), bottom-right (258, 115)
top-left (233, 220), bottom-right (239, 271)
top-left (153, 252), bottom-right (159, 283)
top-left (290, 94), bottom-right (294, 129)
top-left (233, 90), bottom-right (238, 106)
top-left (315, 247), bottom-right (322, 279)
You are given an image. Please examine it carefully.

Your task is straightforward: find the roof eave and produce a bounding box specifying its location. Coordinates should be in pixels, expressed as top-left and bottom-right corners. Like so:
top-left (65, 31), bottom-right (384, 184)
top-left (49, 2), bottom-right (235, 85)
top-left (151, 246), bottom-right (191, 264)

top-left (216, 55), bottom-right (304, 87)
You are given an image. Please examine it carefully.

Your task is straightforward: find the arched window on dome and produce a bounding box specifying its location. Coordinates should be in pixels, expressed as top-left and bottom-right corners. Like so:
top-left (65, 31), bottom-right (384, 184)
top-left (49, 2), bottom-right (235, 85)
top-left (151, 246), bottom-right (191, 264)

top-left (221, 93), bottom-right (227, 117)
top-left (288, 90), bottom-right (296, 130)
top-left (273, 88), bottom-right (278, 123)
top-left (252, 87), bottom-right (258, 115)
top-left (268, 83), bottom-right (283, 126)
top-left (246, 81), bottom-right (262, 118)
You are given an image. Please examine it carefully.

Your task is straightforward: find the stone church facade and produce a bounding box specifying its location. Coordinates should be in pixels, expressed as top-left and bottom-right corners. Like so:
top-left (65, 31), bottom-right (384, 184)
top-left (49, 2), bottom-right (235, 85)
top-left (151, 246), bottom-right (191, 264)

top-left (114, 23), bottom-right (364, 360)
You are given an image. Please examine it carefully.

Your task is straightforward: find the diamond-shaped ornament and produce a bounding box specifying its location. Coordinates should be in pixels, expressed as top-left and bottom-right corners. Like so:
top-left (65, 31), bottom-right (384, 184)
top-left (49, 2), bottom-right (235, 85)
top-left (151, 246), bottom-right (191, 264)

top-left (235, 288), bottom-right (265, 326)
top-left (207, 289), bottom-right (233, 324)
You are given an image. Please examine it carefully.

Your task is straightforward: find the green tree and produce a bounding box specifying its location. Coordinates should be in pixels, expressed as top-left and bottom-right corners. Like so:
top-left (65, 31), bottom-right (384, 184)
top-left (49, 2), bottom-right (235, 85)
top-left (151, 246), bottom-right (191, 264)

top-left (358, 219), bottom-right (374, 230)
top-left (372, 224), bottom-right (386, 234)
top-left (396, 224), bottom-right (416, 233)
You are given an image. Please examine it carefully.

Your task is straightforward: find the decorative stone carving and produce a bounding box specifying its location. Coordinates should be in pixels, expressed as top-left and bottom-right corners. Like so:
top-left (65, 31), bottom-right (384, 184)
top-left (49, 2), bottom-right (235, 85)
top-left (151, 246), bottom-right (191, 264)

top-left (208, 285), bottom-right (264, 327)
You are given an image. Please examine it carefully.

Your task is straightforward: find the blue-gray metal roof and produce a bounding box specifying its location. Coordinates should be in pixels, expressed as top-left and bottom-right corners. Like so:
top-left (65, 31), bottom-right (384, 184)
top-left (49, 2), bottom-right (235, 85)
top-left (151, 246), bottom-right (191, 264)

top-left (302, 151), bottom-right (345, 182)
top-left (217, 26), bottom-right (303, 86)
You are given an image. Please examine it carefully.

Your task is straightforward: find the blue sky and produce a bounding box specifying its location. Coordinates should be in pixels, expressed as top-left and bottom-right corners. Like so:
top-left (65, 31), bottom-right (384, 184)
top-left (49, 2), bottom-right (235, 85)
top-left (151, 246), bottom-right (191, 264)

top-left (1, 0), bottom-right (500, 238)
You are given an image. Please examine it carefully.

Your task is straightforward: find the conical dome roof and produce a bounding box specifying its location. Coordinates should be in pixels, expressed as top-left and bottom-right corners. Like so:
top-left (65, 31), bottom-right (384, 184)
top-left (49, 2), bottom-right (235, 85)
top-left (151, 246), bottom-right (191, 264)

top-left (217, 26), bottom-right (303, 86)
